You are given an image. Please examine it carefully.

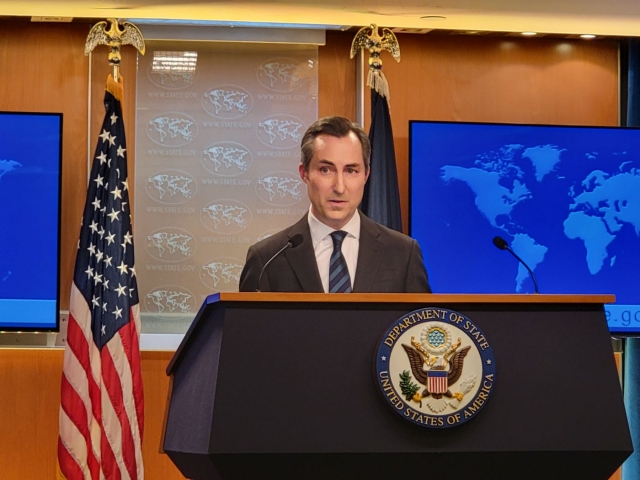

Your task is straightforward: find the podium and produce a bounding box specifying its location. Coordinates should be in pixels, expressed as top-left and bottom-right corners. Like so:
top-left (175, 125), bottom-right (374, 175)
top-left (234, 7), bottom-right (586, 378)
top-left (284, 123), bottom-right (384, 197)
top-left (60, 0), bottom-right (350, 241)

top-left (162, 293), bottom-right (632, 480)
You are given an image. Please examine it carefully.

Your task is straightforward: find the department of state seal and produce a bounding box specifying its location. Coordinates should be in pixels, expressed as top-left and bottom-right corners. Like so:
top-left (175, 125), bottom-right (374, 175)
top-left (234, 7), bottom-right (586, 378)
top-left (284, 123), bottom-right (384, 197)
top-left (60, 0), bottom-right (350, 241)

top-left (375, 307), bottom-right (496, 428)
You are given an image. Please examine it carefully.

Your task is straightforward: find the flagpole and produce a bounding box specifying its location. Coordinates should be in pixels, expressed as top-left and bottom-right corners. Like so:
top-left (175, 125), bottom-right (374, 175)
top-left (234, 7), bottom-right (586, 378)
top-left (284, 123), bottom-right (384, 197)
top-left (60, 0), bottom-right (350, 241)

top-left (356, 49), bottom-right (366, 127)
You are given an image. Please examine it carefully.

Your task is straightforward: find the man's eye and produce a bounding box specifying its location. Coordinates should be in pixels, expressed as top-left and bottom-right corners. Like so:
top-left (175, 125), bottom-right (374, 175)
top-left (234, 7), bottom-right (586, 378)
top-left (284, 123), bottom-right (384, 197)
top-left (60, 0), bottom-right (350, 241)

top-left (320, 166), bottom-right (330, 173)
top-left (347, 168), bottom-right (357, 174)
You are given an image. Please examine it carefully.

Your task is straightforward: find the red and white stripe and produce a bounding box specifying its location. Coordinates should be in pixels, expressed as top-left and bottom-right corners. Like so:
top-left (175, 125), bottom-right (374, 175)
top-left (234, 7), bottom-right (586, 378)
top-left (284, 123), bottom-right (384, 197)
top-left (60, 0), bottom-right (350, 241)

top-left (428, 374), bottom-right (448, 394)
top-left (58, 283), bottom-right (144, 480)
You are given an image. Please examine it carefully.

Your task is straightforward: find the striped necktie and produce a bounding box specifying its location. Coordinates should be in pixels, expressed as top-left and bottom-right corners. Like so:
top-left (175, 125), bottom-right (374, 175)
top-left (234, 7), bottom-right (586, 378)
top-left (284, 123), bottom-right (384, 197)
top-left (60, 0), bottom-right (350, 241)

top-left (329, 230), bottom-right (352, 293)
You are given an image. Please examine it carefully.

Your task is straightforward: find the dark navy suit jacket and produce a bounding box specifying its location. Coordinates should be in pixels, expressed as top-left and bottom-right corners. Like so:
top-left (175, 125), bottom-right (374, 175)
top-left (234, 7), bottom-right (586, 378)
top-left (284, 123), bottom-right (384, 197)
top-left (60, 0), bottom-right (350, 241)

top-left (239, 211), bottom-right (431, 293)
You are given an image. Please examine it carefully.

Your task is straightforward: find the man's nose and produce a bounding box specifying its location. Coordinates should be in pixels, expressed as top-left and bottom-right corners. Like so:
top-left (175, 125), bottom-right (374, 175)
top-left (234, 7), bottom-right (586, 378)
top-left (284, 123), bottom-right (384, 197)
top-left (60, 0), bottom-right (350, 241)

top-left (333, 172), bottom-right (345, 193)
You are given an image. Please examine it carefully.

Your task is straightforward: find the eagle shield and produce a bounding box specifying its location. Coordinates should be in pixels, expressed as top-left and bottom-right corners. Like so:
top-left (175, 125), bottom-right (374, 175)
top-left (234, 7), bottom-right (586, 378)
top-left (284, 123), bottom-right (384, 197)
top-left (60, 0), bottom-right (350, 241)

top-left (427, 370), bottom-right (448, 394)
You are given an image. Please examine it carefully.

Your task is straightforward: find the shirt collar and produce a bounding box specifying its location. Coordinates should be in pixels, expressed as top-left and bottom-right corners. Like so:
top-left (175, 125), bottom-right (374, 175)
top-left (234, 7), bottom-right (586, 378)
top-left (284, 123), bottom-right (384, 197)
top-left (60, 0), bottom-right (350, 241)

top-left (308, 208), bottom-right (361, 248)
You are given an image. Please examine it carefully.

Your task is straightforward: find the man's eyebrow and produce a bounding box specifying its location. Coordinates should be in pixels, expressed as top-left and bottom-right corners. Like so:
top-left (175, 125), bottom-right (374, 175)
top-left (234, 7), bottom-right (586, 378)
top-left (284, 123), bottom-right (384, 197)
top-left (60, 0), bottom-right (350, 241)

top-left (316, 159), bottom-right (362, 169)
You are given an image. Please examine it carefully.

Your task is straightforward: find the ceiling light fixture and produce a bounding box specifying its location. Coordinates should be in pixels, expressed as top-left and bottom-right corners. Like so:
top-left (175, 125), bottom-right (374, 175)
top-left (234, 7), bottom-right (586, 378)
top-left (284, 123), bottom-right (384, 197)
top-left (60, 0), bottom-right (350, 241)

top-left (580, 34), bottom-right (596, 39)
top-left (128, 18), bottom-right (347, 30)
top-left (521, 31), bottom-right (537, 36)
top-left (152, 51), bottom-right (198, 75)
top-left (420, 15), bottom-right (447, 21)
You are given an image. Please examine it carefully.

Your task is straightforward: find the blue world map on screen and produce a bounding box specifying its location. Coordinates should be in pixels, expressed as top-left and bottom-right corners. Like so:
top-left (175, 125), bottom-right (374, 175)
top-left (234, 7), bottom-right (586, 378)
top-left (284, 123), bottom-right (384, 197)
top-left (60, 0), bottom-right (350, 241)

top-left (0, 160), bottom-right (21, 181)
top-left (410, 122), bottom-right (640, 333)
top-left (0, 113), bottom-right (61, 329)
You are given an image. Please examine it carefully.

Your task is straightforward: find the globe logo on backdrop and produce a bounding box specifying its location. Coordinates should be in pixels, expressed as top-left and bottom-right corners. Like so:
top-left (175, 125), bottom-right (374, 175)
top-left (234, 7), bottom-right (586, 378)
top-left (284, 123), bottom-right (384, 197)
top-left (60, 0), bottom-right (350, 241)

top-left (201, 200), bottom-right (252, 234)
top-left (202, 142), bottom-right (253, 177)
top-left (146, 169), bottom-right (197, 204)
top-left (144, 285), bottom-right (197, 317)
top-left (200, 258), bottom-right (244, 291)
top-left (256, 172), bottom-right (304, 206)
top-left (202, 85), bottom-right (253, 119)
top-left (147, 62), bottom-right (198, 90)
top-left (256, 115), bottom-right (304, 149)
top-left (145, 227), bottom-right (196, 262)
top-left (257, 58), bottom-right (304, 92)
top-left (146, 112), bottom-right (197, 147)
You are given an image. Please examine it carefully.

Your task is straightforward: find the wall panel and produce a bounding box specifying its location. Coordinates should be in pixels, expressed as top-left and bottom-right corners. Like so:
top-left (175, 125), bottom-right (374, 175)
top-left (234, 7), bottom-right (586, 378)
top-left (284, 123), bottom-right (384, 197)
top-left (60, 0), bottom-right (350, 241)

top-left (0, 349), bottom-right (182, 479)
top-left (0, 23), bottom-right (90, 310)
top-left (318, 30), bottom-right (357, 120)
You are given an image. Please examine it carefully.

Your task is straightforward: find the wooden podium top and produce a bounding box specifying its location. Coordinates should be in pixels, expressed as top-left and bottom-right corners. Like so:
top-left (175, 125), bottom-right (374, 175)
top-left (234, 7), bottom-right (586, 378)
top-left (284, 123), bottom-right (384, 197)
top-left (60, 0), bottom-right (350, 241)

top-left (167, 291), bottom-right (615, 375)
top-left (213, 292), bottom-right (616, 304)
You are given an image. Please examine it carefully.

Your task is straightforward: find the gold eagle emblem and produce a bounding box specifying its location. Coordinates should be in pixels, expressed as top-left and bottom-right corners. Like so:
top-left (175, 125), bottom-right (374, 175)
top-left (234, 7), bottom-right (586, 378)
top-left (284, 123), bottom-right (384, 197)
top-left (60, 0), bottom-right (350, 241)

top-left (85, 18), bottom-right (145, 81)
top-left (349, 24), bottom-right (400, 65)
top-left (85, 18), bottom-right (146, 58)
top-left (401, 338), bottom-right (471, 402)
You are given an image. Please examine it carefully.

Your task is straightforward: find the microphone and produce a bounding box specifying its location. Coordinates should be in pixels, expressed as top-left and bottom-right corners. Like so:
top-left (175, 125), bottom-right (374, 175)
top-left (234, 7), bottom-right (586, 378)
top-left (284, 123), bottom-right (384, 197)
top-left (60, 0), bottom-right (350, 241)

top-left (492, 236), bottom-right (540, 294)
top-left (256, 234), bottom-right (304, 292)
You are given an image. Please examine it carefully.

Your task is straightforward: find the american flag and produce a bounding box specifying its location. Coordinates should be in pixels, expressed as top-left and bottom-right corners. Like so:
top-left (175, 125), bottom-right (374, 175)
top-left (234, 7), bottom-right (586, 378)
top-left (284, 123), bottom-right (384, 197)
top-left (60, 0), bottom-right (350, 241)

top-left (58, 77), bottom-right (144, 480)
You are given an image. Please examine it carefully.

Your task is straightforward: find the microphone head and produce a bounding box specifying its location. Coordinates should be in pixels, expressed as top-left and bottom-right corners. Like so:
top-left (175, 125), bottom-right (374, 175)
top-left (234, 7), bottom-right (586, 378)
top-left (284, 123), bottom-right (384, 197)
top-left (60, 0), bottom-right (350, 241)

top-left (492, 236), bottom-right (509, 250)
top-left (289, 233), bottom-right (304, 248)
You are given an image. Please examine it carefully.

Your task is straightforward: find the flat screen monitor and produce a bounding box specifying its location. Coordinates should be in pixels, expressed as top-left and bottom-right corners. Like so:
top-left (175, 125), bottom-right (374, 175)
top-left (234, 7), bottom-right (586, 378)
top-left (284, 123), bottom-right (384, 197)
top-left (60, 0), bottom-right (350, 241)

top-left (409, 120), bottom-right (640, 335)
top-left (0, 112), bottom-right (62, 331)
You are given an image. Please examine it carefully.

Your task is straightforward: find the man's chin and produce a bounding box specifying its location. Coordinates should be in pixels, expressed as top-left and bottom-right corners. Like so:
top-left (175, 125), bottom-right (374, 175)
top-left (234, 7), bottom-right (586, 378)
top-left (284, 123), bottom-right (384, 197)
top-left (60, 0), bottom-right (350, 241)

top-left (325, 211), bottom-right (356, 227)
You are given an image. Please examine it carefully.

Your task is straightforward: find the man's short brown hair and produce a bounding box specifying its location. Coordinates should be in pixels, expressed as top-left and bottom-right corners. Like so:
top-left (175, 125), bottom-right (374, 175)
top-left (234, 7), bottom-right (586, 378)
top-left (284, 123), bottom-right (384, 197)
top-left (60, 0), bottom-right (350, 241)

top-left (300, 116), bottom-right (371, 171)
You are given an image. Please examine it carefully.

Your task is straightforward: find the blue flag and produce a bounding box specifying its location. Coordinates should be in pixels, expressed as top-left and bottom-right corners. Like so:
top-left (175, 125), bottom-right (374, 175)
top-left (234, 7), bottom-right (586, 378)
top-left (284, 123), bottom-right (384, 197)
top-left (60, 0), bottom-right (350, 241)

top-left (360, 89), bottom-right (402, 231)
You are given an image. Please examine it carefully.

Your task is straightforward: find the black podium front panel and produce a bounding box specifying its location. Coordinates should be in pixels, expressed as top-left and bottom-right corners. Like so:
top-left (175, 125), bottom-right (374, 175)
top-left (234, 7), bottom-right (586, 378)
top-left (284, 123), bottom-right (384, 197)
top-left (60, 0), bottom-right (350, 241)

top-left (164, 298), bottom-right (632, 480)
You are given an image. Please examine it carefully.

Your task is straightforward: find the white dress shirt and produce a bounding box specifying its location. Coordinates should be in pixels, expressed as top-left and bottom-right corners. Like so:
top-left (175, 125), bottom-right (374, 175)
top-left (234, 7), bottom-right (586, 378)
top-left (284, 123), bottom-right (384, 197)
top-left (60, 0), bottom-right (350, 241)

top-left (308, 209), bottom-right (361, 293)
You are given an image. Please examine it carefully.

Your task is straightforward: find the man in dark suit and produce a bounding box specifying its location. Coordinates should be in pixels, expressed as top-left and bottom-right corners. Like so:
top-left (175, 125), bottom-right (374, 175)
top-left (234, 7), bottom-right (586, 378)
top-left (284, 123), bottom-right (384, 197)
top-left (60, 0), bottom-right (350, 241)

top-left (239, 116), bottom-right (430, 293)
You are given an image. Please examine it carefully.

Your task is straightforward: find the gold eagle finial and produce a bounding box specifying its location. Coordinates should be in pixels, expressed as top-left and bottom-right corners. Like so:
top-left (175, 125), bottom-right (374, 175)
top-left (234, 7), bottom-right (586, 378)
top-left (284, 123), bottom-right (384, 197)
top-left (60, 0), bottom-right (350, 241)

top-left (350, 23), bottom-right (401, 65)
top-left (350, 24), bottom-right (400, 101)
top-left (85, 18), bottom-right (146, 81)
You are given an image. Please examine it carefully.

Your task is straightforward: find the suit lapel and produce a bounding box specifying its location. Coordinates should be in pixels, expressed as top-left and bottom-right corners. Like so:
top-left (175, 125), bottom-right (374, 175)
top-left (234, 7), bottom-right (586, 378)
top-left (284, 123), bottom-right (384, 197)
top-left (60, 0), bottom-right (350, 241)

top-left (353, 213), bottom-right (386, 292)
top-left (284, 216), bottom-right (324, 292)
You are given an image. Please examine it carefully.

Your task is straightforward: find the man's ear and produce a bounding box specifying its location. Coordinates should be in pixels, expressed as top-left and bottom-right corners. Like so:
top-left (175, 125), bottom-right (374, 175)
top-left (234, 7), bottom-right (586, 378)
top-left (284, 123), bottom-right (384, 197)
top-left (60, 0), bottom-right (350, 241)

top-left (364, 167), bottom-right (370, 183)
top-left (299, 164), bottom-right (308, 183)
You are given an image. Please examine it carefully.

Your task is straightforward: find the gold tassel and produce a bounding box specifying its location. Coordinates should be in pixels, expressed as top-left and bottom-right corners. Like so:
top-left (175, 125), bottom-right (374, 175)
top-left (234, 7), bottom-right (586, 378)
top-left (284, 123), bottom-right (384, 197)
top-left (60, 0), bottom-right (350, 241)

top-left (366, 69), bottom-right (391, 104)
top-left (105, 73), bottom-right (125, 105)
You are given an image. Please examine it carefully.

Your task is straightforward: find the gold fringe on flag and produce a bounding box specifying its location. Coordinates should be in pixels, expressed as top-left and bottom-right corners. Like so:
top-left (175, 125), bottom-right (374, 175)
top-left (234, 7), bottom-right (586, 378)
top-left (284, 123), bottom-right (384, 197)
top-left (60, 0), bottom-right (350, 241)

top-left (106, 73), bottom-right (125, 104)
top-left (367, 68), bottom-right (391, 101)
